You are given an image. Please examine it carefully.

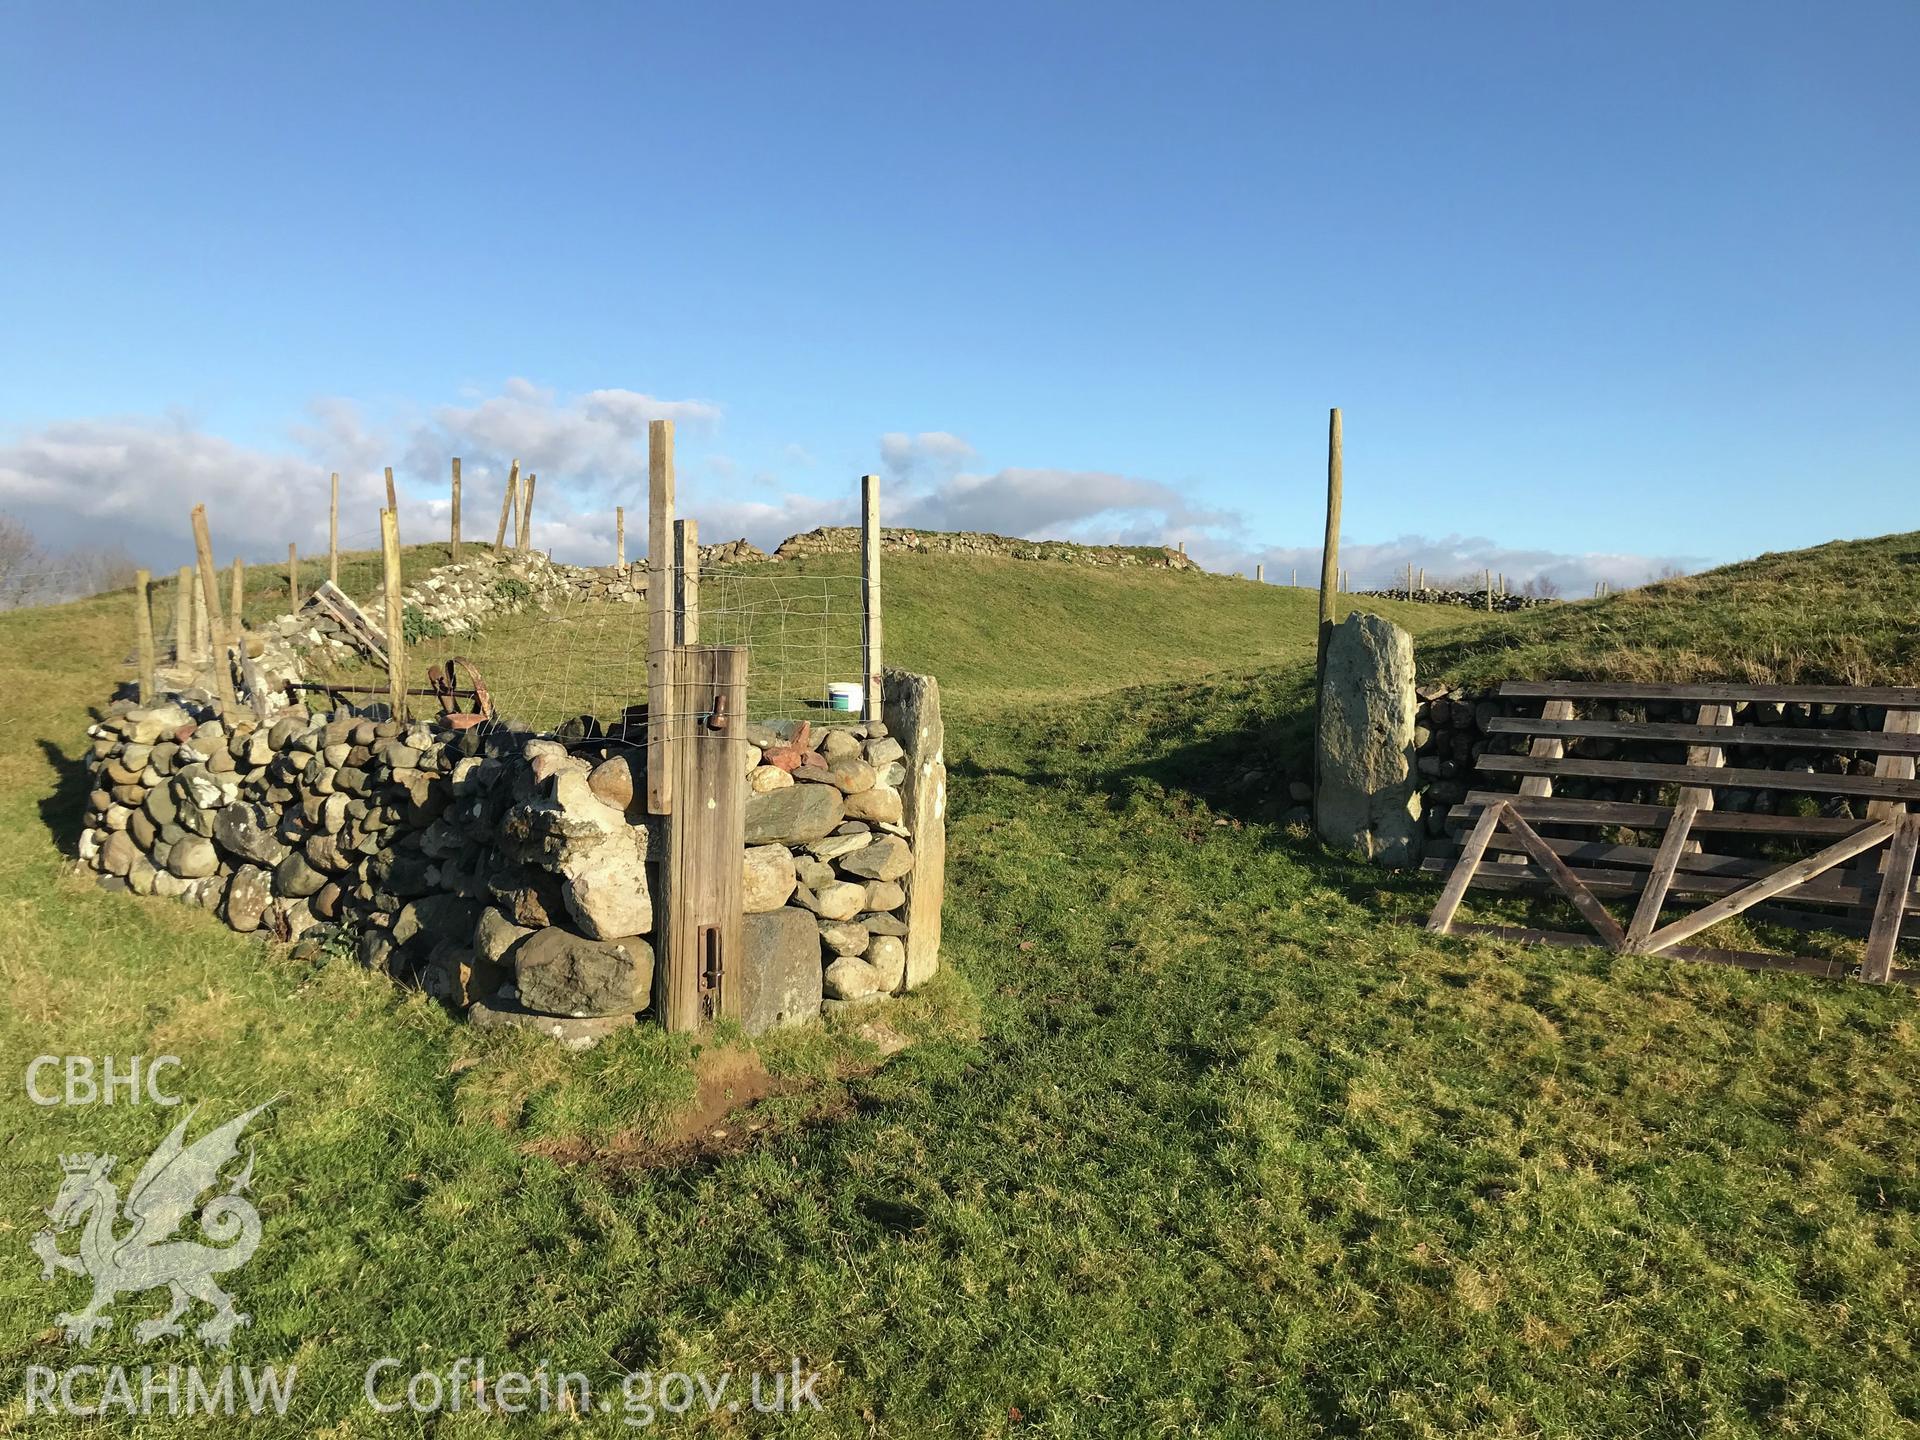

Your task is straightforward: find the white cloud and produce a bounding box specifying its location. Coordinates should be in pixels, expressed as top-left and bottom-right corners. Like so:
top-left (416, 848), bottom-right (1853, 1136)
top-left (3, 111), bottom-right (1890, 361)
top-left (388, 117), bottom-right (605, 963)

top-left (879, 430), bottom-right (976, 479)
top-left (0, 397), bottom-right (1701, 599)
top-left (1217, 532), bottom-right (1702, 595)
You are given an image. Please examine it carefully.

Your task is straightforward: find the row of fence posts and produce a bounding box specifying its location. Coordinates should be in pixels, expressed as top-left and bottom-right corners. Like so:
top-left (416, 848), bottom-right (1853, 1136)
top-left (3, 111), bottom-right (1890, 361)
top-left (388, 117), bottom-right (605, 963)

top-left (128, 452), bottom-right (572, 708)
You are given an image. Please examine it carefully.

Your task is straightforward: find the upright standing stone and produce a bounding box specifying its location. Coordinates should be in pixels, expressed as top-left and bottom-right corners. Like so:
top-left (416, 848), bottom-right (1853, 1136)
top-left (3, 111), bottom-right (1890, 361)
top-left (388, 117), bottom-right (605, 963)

top-left (884, 668), bottom-right (945, 990)
top-left (1315, 612), bottom-right (1421, 866)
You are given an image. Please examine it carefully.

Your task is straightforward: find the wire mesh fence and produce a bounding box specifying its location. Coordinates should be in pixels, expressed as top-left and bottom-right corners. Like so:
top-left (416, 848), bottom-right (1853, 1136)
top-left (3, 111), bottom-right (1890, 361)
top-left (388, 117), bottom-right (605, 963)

top-left (442, 558), bottom-right (872, 739)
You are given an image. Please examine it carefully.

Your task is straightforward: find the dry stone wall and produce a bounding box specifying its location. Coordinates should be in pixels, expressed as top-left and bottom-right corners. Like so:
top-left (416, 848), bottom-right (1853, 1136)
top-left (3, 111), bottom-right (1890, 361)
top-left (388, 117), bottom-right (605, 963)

top-left (770, 527), bottom-right (1197, 570)
top-left (1362, 587), bottom-right (1556, 613)
top-left (77, 676), bottom-right (944, 1049)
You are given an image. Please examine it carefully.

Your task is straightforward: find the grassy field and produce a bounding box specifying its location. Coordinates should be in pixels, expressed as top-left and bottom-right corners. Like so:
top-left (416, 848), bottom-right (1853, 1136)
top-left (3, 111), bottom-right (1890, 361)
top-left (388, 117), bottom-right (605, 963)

top-left (2, 545), bottom-right (1918, 1436)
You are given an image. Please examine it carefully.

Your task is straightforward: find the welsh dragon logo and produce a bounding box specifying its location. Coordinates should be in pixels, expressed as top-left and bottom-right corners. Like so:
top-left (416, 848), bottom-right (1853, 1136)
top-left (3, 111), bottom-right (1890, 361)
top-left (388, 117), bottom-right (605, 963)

top-left (31, 1100), bottom-right (273, 1347)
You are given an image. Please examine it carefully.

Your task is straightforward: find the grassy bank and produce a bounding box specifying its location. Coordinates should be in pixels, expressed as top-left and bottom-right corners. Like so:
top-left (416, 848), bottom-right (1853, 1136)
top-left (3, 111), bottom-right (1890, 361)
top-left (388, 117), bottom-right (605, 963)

top-left (1421, 531), bottom-right (1920, 689)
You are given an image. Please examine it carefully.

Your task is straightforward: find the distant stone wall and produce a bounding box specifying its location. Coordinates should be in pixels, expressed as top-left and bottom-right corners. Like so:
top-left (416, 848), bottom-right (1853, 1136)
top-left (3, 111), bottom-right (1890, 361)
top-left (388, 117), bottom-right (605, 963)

top-left (1362, 587), bottom-right (1556, 613)
top-left (770, 527), bottom-right (1197, 570)
top-left (76, 676), bottom-right (944, 1049)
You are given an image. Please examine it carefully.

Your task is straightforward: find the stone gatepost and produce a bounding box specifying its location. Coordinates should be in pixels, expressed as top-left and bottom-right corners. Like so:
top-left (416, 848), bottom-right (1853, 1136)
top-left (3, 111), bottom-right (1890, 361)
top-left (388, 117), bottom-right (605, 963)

top-left (1315, 612), bottom-right (1422, 866)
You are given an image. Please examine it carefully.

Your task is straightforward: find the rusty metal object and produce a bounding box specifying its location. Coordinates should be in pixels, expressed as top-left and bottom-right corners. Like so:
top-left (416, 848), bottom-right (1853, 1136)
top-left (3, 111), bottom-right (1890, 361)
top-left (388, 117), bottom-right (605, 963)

top-left (428, 655), bottom-right (494, 730)
top-left (283, 654), bottom-right (493, 729)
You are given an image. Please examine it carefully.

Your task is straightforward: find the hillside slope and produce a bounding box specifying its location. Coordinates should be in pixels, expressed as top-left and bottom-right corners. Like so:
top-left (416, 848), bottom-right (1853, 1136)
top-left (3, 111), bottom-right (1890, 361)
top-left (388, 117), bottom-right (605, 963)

top-left (1421, 531), bottom-right (1920, 688)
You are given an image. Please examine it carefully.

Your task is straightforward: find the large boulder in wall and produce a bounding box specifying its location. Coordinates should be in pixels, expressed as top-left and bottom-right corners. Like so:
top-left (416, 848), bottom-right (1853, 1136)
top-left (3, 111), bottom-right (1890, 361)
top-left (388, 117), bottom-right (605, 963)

top-left (1315, 611), bottom-right (1422, 867)
top-left (737, 907), bottom-right (822, 1035)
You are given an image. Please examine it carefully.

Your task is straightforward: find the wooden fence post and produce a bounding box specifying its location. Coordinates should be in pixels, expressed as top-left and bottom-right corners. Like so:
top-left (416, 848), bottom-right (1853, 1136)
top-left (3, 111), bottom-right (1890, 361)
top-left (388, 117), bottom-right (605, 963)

top-left (384, 467), bottom-right (398, 524)
top-left (862, 473), bottom-right (883, 722)
top-left (133, 570), bottom-right (156, 703)
top-left (190, 565), bottom-right (209, 659)
top-left (518, 473), bottom-right (537, 552)
top-left (328, 472), bottom-right (340, 586)
top-left (494, 460), bottom-right (520, 555)
top-left (174, 565), bottom-right (192, 662)
top-left (450, 457), bottom-right (462, 562)
top-left (658, 644), bottom-right (748, 1032)
top-left (1313, 407), bottom-right (1342, 825)
top-left (674, 517), bottom-right (700, 644)
top-left (1485, 569), bottom-right (1493, 611)
top-left (647, 422), bottom-right (675, 815)
top-left (288, 544), bottom-right (300, 610)
top-left (380, 509), bottom-right (405, 718)
top-left (616, 506), bottom-right (625, 568)
top-left (189, 504), bottom-right (240, 710)
top-left (229, 558), bottom-right (245, 630)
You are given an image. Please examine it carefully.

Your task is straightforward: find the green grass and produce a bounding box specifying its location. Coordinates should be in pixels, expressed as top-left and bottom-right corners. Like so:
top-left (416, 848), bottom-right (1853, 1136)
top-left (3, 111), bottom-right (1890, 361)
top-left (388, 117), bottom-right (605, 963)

top-left (3, 544), bottom-right (1918, 1436)
top-left (1421, 531), bottom-right (1920, 688)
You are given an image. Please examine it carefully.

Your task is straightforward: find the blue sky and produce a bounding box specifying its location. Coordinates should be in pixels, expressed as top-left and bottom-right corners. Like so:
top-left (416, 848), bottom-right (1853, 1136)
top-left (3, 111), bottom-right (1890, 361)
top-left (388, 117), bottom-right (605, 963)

top-left (1, 1), bottom-right (1914, 589)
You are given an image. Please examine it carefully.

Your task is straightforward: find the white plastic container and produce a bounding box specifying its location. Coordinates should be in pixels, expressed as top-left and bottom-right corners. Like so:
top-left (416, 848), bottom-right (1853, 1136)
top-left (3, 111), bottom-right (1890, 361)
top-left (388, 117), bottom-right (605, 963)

top-left (827, 681), bottom-right (862, 712)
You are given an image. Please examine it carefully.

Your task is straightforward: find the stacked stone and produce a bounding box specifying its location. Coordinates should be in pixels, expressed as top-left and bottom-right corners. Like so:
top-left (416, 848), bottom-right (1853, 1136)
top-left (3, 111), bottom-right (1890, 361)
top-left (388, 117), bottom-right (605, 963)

top-left (738, 719), bottom-right (924, 1020)
top-left (1414, 687), bottom-right (1893, 843)
top-left (770, 527), bottom-right (1197, 571)
top-left (78, 685), bottom-right (940, 1047)
top-left (80, 698), bottom-right (471, 939)
top-left (461, 741), bottom-right (659, 1050)
top-left (1363, 588), bottom-right (1555, 612)
top-left (399, 552), bottom-right (578, 634)
top-left (698, 538), bottom-right (770, 567)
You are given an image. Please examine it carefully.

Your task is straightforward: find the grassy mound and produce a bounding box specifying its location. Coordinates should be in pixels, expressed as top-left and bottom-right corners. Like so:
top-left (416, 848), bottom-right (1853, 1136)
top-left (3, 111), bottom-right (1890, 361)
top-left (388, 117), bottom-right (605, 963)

top-left (1422, 531), bottom-right (1920, 689)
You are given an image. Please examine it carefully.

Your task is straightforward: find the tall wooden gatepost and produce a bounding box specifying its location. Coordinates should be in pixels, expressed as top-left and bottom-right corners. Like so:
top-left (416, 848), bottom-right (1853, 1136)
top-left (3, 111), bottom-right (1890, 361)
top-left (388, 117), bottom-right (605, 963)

top-left (646, 417), bottom-right (747, 1033)
top-left (656, 644), bottom-right (748, 1031)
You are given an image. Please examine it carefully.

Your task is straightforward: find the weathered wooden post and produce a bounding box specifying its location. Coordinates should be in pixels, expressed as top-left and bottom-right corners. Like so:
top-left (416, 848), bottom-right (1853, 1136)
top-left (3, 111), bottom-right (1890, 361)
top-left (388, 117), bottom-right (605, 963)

top-left (658, 643), bottom-right (748, 1032)
top-left (229, 558), bottom-right (245, 629)
top-left (1313, 407), bottom-right (1343, 823)
top-left (450, 457), bottom-right (462, 561)
top-left (674, 517), bottom-right (699, 644)
top-left (380, 509), bottom-right (405, 718)
top-left (494, 460), bottom-right (520, 555)
top-left (384, 467), bottom-right (398, 524)
top-left (518, 473), bottom-right (537, 552)
top-left (647, 422), bottom-right (675, 815)
top-left (173, 565), bottom-right (192, 662)
top-left (190, 564), bottom-right (209, 659)
top-left (288, 544), bottom-right (300, 610)
top-left (1485, 569), bottom-right (1494, 611)
top-left (189, 505), bottom-right (240, 710)
top-left (133, 570), bottom-right (156, 703)
top-left (616, 505), bottom-right (625, 567)
top-left (862, 473), bottom-right (883, 722)
top-left (328, 472), bottom-right (340, 587)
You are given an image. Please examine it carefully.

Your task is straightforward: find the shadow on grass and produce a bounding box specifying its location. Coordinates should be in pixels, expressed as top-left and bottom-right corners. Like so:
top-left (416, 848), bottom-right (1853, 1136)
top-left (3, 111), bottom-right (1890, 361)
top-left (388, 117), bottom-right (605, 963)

top-left (36, 736), bottom-right (94, 855)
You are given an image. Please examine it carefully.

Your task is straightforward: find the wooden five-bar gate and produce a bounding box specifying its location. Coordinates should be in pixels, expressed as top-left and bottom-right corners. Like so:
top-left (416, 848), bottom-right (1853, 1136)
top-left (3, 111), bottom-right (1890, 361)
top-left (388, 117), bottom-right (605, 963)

top-left (1424, 681), bottom-right (1920, 986)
